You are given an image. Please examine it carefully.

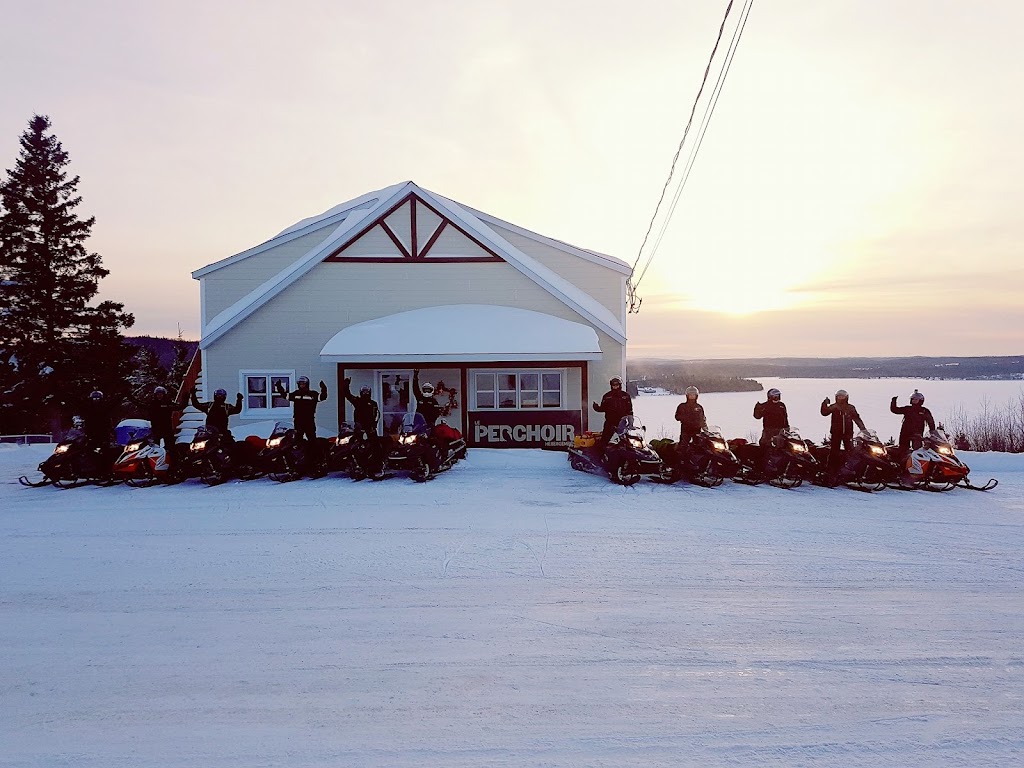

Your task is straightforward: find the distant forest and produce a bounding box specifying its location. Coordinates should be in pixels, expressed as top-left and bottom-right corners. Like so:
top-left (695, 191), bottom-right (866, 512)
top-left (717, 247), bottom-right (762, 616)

top-left (628, 361), bottom-right (762, 394)
top-left (630, 355), bottom-right (1024, 384)
top-left (126, 335), bottom-right (198, 372)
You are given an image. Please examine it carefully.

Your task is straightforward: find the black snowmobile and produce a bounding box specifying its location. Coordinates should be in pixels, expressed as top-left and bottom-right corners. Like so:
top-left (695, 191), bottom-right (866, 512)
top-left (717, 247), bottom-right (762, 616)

top-left (732, 428), bottom-right (820, 489)
top-left (568, 415), bottom-right (669, 486)
top-left (653, 426), bottom-right (741, 487)
top-left (810, 429), bottom-right (894, 492)
top-left (328, 422), bottom-right (384, 480)
top-left (382, 412), bottom-right (465, 482)
top-left (19, 429), bottom-right (120, 488)
top-left (185, 426), bottom-right (263, 485)
top-left (260, 421), bottom-right (329, 482)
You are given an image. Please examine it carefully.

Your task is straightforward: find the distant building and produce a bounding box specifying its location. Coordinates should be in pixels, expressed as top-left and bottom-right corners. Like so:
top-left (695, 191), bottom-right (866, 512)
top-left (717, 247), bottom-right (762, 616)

top-left (190, 181), bottom-right (629, 447)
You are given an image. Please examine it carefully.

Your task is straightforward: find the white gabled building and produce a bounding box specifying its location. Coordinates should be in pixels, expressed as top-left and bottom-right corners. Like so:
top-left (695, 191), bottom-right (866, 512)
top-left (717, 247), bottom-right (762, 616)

top-left (191, 181), bottom-right (629, 448)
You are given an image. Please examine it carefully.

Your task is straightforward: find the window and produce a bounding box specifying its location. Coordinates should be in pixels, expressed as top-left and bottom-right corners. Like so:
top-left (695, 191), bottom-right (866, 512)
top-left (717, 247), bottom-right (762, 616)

top-left (240, 370), bottom-right (293, 415)
top-left (473, 370), bottom-right (562, 410)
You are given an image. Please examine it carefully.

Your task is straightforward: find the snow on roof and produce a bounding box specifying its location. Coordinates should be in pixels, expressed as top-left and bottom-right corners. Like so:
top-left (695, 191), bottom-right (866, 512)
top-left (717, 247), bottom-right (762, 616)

top-left (319, 305), bottom-right (603, 363)
top-left (197, 181), bottom-right (627, 349)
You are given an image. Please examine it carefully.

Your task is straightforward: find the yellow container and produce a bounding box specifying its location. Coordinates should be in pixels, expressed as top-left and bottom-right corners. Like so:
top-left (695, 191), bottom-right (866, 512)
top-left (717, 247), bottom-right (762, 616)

top-left (574, 432), bottom-right (601, 448)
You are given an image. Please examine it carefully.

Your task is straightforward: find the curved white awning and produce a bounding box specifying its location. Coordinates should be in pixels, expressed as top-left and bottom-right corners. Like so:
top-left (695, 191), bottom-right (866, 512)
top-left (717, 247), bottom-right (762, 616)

top-left (319, 305), bottom-right (604, 364)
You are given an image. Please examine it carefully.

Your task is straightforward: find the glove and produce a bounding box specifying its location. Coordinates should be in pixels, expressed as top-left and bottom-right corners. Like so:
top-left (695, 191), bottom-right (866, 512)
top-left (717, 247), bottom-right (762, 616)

top-left (319, 380), bottom-right (327, 390)
top-left (235, 392), bottom-right (243, 402)
top-left (592, 401), bottom-right (599, 410)
top-left (823, 397), bottom-right (830, 406)
top-left (344, 377), bottom-right (351, 386)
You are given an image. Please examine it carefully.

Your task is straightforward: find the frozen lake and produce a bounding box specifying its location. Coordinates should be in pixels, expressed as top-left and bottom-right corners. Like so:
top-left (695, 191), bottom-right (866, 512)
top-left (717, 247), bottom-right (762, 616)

top-left (633, 377), bottom-right (1024, 443)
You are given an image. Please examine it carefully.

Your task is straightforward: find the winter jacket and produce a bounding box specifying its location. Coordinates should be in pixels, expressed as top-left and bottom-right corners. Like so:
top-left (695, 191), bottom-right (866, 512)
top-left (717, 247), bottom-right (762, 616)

top-left (820, 400), bottom-right (866, 438)
top-left (674, 400), bottom-right (707, 435)
top-left (80, 399), bottom-right (114, 444)
top-left (753, 399), bottom-right (789, 431)
top-left (342, 381), bottom-right (380, 433)
top-left (277, 383), bottom-right (327, 424)
top-left (594, 389), bottom-right (633, 428)
top-left (890, 398), bottom-right (935, 442)
top-left (191, 391), bottom-right (243, 433)
top-left (413, 374), bottom-right (444, 426)
top-left (130, 393), bottom-right (185, 437)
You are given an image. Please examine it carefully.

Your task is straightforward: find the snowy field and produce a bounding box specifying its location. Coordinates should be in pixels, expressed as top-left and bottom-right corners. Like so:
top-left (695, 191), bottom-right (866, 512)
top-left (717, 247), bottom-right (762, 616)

top-left (634, 377), bottom-right (1024, 443)
top-left (2, 443), bottom-right (1023, 767)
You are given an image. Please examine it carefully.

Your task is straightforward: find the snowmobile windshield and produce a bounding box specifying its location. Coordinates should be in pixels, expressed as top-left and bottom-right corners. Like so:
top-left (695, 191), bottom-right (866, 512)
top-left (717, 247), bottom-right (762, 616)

top-left (270, 421), bottom-right (295, 438)
top-left (616, 415), bottom-right (640, 434)
top-left (705, 425), bottom-right (724, 438)
top-left (930, 428), bottom-right (951, 443)
top-left (855, 429), bottom-right (880, 444)
top-left (195, 425), bottom-right (219, 439)
top-left (401, 412), bottom-right (429, 435)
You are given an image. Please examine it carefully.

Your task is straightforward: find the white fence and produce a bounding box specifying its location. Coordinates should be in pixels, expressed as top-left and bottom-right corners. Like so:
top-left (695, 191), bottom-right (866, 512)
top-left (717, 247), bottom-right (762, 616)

top-left (0, 434), bottom-right (55, 445)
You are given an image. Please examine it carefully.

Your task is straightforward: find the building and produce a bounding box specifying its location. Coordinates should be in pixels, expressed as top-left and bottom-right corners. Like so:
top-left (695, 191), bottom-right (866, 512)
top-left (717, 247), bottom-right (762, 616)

top-left (190, 181), bottom-right (629, 447)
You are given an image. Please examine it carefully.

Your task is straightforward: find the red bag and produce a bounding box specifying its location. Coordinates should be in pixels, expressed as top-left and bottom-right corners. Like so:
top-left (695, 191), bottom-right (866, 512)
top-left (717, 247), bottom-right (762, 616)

top-left (433, 422), bottom-right (461, 442)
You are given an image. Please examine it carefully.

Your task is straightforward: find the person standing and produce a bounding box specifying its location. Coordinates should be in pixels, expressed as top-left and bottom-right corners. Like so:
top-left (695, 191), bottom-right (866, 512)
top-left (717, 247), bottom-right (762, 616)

top-left (412, 370), bottom-right (444, 427)
top-left (129, 385), bottom-right (185, 449)
top-left (753, 388), bottom-right (789, 448)
top-left (820, 389), bottom-right (866, 473)
top-left (80, 390), bottom-right (114, 450)
top-left (275, 376), bottom-right (328, 442)
top-left (674, 386), bottom-right (707, 455)
top-left (890, 390), bottom-right (936, 454)
top-left (190, 388), bottom-right (243, 436)
top-left (593, 376), bottom-right (633, 447)
top-left (341, 377), bottom-right (383, 471)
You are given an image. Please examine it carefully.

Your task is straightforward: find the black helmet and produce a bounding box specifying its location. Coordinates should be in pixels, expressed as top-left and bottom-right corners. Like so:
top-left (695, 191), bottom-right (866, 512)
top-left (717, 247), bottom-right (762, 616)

top-left (214, 388), bottom-right (227, 400)
top-left (154, 386), bottom-right (167, 396)
top-left (910, 390), bottom-right (925, 405)
top-left (767, 388), bottom-right (781, 400)
top-left (89, 390), bottom-right (103, 400)
top-left (359, 386), bottom-right (371, 397)
top-left (297, 376), bottom-right (310, 386)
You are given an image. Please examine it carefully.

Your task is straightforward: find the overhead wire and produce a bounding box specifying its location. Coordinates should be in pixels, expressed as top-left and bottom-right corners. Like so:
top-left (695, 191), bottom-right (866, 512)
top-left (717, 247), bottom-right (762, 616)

top-left (627, 0), bottom-right (756, 312)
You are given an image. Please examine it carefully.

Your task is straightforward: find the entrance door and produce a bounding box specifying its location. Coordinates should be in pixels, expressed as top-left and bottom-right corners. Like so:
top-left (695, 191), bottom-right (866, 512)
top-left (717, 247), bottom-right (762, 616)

top-left (378, 371), bottom-right (412, 435)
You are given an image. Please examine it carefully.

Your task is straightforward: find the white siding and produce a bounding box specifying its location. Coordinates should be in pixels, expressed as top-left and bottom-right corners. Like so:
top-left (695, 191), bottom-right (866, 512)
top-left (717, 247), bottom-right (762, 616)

top-left (383, 201), bottom-right (412, 254)
top-left (335, 225), bottom-right (404, 258)
top-left (425, 225), bottom-right (492, 259)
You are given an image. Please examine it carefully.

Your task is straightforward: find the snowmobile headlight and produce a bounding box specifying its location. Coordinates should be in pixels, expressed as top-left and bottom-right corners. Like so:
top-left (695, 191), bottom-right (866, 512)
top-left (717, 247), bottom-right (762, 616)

top-left (937, 445), bottom-right (952, 455)
top-left (191, 440), bottom-right (208, 452)
top-left (54, 444), bottom-right (71, 454)
top-left (125, 442), bottom-right (143, 453)
top-left (400, 434), bottom-right (419, 445)
top-left (869, 445), bottom-right (885, 456)
top-left (628, 437), bottom-right (645, 449)
top-left (267, 436), bottom-right (284, 448)
top-left (711, 440), bottom-right (728, 451)
top-left (335, 435), bottom-right (352, 446)
top-left (790, 442), bottom-right (807, 452)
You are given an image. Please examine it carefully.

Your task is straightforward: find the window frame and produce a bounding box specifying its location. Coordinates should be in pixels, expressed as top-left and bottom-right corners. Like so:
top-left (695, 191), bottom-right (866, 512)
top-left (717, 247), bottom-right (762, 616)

top-left (472, 369), bottom-right (564, 411)
top-left (239, 369), bottom-right (295, 418)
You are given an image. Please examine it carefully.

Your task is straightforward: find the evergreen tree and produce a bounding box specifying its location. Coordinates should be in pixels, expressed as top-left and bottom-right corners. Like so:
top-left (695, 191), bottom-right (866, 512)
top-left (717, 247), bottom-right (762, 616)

top-left (0, 115), bottom-right (134, 434)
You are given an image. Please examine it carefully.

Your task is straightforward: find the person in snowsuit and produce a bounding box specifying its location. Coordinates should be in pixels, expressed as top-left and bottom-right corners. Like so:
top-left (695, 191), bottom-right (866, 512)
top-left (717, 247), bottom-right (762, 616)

top-left (412, 370), bottom-right (444, 428)
top-left (275, 377), bottom-right (328, 443)
top-left (674, 385), bottom-right (707, 456)
top-left (80, 390), bottom-right (114, 450)
top-left (190, 387), bottom-right (243, 437)
top-left (342, 377), bottom-right (383, 473)
top-left (593, 376), bottom-right (633, 447)
top-left (753, 387), bottom-right (789, 448)
top-left (820, 389), bottom-right (866, 473)
top-left (129, 385), bottom-right (185, 449)
top-left (753, 387), bottom-right (789, 476)
top-left (890, 390), bottom-right (935, 454)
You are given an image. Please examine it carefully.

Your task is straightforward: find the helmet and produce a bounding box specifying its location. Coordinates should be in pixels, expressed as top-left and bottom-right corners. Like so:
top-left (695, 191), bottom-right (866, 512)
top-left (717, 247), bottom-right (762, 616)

top-left (767, 388), bottom-right (781, 400)
top-left (72, 416), bottom-right (84, 428)
top-left (359, 386), bottom-right (371, 397)
top-left (910, 390), bottom-right (925, 405)
top-left (89, 390), bottom-right (103, 400)
top-left (684, 386), bottom-right (699, 398)
top-left (835, 389), bottom-right (849, 400)
top-left (297, 376), bottom-right (310, 386)
top-left (214, 388), bottom-right (227, 399)
top-left (610, 376), bottom-right (623, 387)
top-left (420, 382), bottom-right (435, 396)
top-left (154, 386), bottom-right (167, 396)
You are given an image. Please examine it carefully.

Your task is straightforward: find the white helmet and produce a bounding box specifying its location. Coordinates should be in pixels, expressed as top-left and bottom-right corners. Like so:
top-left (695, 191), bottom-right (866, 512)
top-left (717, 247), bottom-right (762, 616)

top-left (684, 386), bottom-right (699, 398)
top-left (910, 390), bottom-right (925, 405)
top-left (767, 388), bottom-right (781, 400)
top-left (420, 382), bottom-right (435, 396)
top-left (835, 389), bottom-right (849, 400)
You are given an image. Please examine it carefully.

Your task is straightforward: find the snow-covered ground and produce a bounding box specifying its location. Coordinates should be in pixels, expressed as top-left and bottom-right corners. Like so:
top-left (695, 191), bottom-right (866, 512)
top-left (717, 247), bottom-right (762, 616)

top-left (2, 443), bottom-right (1023, 767)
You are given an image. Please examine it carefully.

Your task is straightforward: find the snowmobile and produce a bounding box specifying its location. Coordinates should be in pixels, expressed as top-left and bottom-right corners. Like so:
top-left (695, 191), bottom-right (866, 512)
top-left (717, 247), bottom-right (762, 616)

top-left (653, 426), bottom-right (740, 487)
top-left (328, 422), bottom-right (384, 480)
top-left (112, 435), bottom-right (184, 487)
top-left (382, 412), bottom-right (465, 482)
top-left (890, 428), bottom-right (997, 492)
top-left (808, 429), bottom-right (893, 492)
top-left (18, 428), bottom-right (120, 488)
top-left (185, 426), bottom-right (264, 485)
top-left (260, 421), bottom-right (329, 482)
top-left (568, 415), bottom-right (668, 486)
top-left (732, 428), bottom-right (820, 489)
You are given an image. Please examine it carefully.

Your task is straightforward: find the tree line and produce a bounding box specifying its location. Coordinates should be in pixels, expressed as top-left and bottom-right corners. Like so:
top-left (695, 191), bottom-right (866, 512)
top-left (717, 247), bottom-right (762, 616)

top-left (0, 115), bottom-right (192, 437)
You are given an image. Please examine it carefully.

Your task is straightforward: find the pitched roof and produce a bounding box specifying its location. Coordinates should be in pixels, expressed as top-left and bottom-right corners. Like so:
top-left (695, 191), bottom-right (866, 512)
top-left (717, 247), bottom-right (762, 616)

top-left (195, 181), bottom-right (626, 349)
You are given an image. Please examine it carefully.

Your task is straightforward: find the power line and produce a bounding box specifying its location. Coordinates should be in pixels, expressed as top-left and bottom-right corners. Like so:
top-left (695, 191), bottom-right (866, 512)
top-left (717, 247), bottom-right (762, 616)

top-left (627, 0), bottom-right (756, 312)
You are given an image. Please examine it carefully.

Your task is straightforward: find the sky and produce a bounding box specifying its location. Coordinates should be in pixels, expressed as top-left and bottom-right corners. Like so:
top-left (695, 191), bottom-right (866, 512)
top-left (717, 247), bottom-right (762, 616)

top-left (2, 0), bottom-right (1022, 358)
